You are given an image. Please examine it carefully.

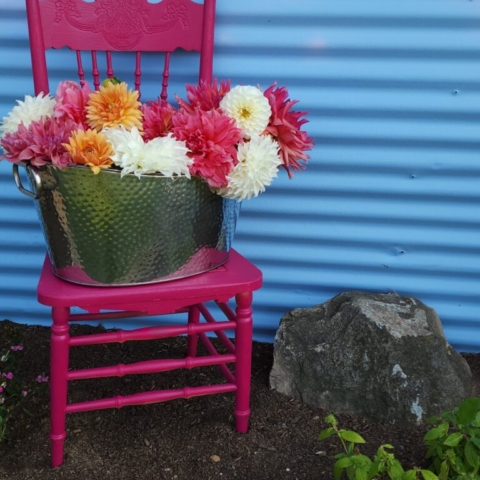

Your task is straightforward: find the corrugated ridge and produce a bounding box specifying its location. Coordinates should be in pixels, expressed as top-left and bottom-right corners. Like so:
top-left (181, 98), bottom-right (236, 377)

top-left (0, 2), bottom-right (479, 352)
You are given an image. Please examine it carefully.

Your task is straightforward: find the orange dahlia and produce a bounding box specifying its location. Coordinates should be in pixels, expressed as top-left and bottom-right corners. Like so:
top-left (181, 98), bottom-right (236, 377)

top-left (86, 82), bottom-right (142, 131)
top-left (64, 129), bottom-right (114, 174)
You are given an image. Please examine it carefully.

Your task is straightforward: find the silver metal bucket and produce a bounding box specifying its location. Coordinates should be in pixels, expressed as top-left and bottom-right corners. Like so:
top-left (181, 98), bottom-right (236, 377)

top-left (13, 163), bottom-right (240, 286)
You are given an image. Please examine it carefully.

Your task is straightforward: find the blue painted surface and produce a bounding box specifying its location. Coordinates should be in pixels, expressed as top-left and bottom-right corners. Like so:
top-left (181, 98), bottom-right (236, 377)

top-left (0, 0), bottom-right (479, 351)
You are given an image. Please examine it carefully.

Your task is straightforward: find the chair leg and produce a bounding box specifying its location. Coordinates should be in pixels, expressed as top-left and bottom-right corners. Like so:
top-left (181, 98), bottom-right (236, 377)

top-left (234, 292), bottom-right (253, 433)
top-left (187, 305), bottom-right (200, 357)
top-left (50, 307), bottom-right (70, 468)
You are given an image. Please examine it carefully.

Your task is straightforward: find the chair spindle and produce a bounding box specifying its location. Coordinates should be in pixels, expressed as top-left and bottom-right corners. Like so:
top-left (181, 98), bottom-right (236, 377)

top-left (91, 50), bottom-right (100, 90)
top-left (106, 51), bottom-right (114, 79)
top-left (135, 51), bottom-right (142, 98)
top-left (160, 52), bottom-right (171, 101)
top-left (76, 51), bottom-right (85, 87)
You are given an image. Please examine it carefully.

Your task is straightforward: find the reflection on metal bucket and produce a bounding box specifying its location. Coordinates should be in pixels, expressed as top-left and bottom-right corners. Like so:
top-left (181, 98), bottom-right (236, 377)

top-left (16, 164), bottom-right (240, 286)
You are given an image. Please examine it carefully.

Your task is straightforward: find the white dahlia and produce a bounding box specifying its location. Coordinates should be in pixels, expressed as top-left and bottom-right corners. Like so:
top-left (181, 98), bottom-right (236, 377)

top-left (219, 85), bottom-right (271, 138)
top-left (0, 93), bottom-right (55, 138)
top-left (218, 134), bottom-right (282, 201)
top-left (140, 134), bottom-right (192, 178)
top-left (103, 126), bottom-right (191, 178)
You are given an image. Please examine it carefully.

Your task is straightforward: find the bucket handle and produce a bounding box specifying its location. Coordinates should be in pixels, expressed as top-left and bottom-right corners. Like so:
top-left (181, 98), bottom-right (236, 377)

top-left (12, 163), bottom-right (43, 200)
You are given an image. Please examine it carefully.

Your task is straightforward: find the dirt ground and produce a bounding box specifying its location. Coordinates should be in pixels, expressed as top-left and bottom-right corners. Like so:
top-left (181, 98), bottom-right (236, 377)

top-left (0, 320), bottom-right (478, 480)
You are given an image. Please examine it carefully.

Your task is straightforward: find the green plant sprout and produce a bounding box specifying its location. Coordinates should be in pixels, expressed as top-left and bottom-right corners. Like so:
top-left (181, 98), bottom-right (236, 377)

top-left (319, 414), bottom-right (439, 480)
top-left (424, 397), bottom-right (480, 480)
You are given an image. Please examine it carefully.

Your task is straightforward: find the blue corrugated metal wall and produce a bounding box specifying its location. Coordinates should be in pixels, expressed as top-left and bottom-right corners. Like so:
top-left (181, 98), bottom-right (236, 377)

top-left (1, 0), bottom-right (479, 351)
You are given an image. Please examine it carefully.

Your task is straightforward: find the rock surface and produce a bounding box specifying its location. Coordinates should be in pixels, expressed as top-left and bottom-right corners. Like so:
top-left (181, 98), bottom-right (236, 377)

top-left (270, 292), bottom-right (472, 424)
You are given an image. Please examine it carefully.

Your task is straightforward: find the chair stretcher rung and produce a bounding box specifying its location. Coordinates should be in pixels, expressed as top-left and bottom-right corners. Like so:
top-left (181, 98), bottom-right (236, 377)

top-left (216, 301), bottom-right (236, 321)
top-left (67, 354), bottom-right (236, 381)
top-left (69, 321), bottom-right (236, 346)
top-left (197, 304), bottom-right (235, 353)
top-left (198, 333), bottom-right (235, 383)
top-left (65, 383), bottom-right (237, 414)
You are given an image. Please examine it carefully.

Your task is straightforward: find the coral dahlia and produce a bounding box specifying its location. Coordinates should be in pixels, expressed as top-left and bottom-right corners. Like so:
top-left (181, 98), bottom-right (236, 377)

top-left (141, 99), bottom-right (176, 141)
top-left (263, 83), bottom-right (314, 178)
top-left (176, 79), bottom-right (231, 114)
top-left (1, 117), bottom-right (76, 168)
top-left (173, 108), bottom-right (243, 188)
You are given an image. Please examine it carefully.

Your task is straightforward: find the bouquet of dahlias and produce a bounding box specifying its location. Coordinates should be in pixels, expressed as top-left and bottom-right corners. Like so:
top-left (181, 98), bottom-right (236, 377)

top-left (0, 79), bottom-right (313, 201)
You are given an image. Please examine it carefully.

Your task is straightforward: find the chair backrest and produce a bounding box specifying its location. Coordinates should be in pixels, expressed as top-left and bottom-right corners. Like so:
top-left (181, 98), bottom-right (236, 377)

top-left (26, 0), bottom-right (216, 99)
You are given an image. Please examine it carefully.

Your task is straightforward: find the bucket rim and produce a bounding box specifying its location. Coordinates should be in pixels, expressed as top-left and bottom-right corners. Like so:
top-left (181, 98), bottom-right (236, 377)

top-left (25, 162), bottom-right (196, 182)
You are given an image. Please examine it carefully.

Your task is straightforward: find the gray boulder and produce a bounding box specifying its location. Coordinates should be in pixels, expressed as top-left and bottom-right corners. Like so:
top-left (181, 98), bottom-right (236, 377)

top-left (270, 292), bottom-right (472, 424)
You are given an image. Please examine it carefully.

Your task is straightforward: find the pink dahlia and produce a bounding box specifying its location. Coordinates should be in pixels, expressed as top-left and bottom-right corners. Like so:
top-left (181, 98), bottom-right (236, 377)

top-left (173, 108), bottom-right (243, 188)
top-left (264, 83), bottom-right (314, 178)
top-left (1, 117), bottom-right (77, 168)
top-left (54, 80), bottom-right (91, 128)
top-left (176, 79), bottom-right (231, 114)
top-left (141, 99), bottom-right (176, 141)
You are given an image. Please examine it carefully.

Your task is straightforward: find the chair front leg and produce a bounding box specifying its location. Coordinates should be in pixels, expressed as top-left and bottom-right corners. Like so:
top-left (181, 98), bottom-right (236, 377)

top-left (234, 292), bottom-right (253, 433)
top-left (50, 306), bottom-right (70, 468)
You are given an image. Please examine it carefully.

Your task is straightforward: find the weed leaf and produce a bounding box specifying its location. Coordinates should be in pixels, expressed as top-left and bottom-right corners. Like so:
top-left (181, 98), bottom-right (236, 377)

top-left (458, 398), bottom-right (480, 426)
top-left (443, 432), bottom-right (463, 447)
top-left (339, 429), bottom-right (366, 444)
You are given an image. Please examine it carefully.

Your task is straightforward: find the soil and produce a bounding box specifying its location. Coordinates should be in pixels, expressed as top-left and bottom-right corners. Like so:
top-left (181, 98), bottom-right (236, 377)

top-left (0, 319), bottom-right (478, 480)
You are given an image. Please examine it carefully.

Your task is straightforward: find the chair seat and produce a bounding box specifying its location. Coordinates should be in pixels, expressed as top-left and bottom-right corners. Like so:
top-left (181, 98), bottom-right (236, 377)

top-left (41, 248), bottom-right (262, 467)
top-left (38, 249), bottom-right (263, 313)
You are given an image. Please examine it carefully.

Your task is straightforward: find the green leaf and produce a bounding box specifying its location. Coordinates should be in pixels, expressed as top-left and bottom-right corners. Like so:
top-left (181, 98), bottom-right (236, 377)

top-left (354, 467), bottom-right (368, 480)
top-left (334, 457), bottom-right (352, 480)
top-left (428, 415), bottom-right (440, 425)
top-left (334, 464), bottom-right (344, 480)
top-left (350, 454), bottom-right (372, 468)
top-left (464, 440), bottom-right (480, 468)
top-left (458, 398), bottom-right (480, 426)
top-left (453, 455), bottom-right (467, 474)
top-left (367, 462), bottom-right (380, 480)
top-left (102, 77), bottom-right (122, 87)
top-left (402, 470), bottom-right (418, 480)
top-left (438, 460), bottom-right (449, 480)
top-left (420, 470), bottom-right (439, 480)
top-left (425, 445), bottom-right (436, 459)
top-left (339, 429), bottom-right (366, 444)
top-left (325, 414), bottom-right (338, 426)
top-left (472, 411), bottom-right (480, 428)
top-left (318, 427), bottom-right (335, 440)
top-left (445, 447), bottom-right (456, 461)
top-left (382, 444), bottom-right (395, 450)
top-left (425, 426), bottom-right (447, 442)
top-left (335, 457), bottom-right (353, 469)
top-left (389, 460), bottom-right (405, 478)
top-left (470, 437), bottom-right (480, 450)
top-left (443, 432), bottom-right (464, 447)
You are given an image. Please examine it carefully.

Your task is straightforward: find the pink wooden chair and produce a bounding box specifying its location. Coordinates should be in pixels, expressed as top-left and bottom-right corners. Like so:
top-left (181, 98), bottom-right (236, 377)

top-left (24, 0), bottom-right (263, 467)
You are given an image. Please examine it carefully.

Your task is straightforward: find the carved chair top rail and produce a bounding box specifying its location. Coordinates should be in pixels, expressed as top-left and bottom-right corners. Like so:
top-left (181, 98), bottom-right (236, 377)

top-left (26, 0), bottom-right (216, 94)
top-left (31, 0), bottom-right (207, 52)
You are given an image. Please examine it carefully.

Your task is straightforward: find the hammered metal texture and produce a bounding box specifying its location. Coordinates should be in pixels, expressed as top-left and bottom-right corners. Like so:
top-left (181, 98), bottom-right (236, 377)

top-left (28, 165), bottom-right (240, 286)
